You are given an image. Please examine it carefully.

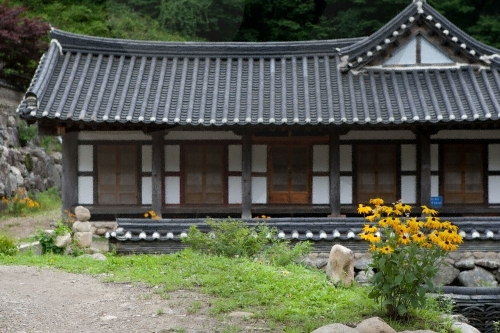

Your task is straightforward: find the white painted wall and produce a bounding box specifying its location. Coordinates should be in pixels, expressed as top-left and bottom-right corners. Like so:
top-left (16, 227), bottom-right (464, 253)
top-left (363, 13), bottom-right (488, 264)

top-left (165, 176), bottom-right (180, 204)
top-left (142, 145), bottom-right (152, 173)
top-left (431, 144), bottom-right (439, 172)
top-left (340, 145), bottom-right (352, 172)
top-left (228, 176), bottom-right (242, 204)
top-left (401, 144), bottom-right (416, 171)
top-left (312, 176), bottom-right (329, 204)
top-left (78, 145), bottom-right (93, 172)
top-left (340, 176), bottom-right (352, 204)
top-left (401, 175), bottom-right (417, 204)
top-left (142, 176), bottom-right (152, 205)
top-left (488, 144), bottom-right (500, 171)
top-left (165, 145), bottom-right (180, 172)
top-left (431, 175), bottom-right (439, 197)
top-left (228, 145), bottom-right (242, 172)
top-left (488, 176), bottom-right (500, 204)
top-left (252, 177), bottom-right (267, 204)
top-left (313, 145), bottom-right (329, 172)
top-left (252, 145), bottom-right (267, 172)
top-left (78, 176), bottom-right (93, 204)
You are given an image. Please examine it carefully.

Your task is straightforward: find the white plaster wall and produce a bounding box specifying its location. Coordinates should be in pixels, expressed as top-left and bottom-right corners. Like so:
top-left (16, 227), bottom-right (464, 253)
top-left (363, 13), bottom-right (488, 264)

top-left (142, 176), bottom-right (152, 205)
top-left (488, 176), bottom-right (500, 204)
top-left (340, 176), bottom-right (352, 204)
top-left (78, 145), bottom-right (93, 172)
top-left (488, 144), bottom-right (500, 171)
top-left (165, 131), bottom-right (242, 140)
top-left (142, 145), bottom-right (152, 173)
top-left (312, 176), bottom-right (329, 204)
top-left (340, 145), bottom-right (352, 172)
top-left (401, 144), bottom-right (416, 171)
top-left (79, 131), bottom-right (149, 140)
top-left (313, 145), bottom-right (329, 172)
top-left (431, 144), bottom-right (439, 172)
top-left (252, 145), bottom-right (267, 173)
top-left (165, 145), bottom-right (180, 172)
top-left (401, 175), bottom-right (417, 204)
top-left (228, 176), bottom-right (242, 204)
top-left (252, 177), bottom-right (267, 204)
top-left (78, 176), bottom-right (93, 204)
top-left (228, 145), bottom-right (242, 172)
top-left (431, 175), bottom-right (439, 197)
top-left (431, 129), bottom-right (500, 140)
top-left (341, 130), bottom-right (415, 140)
top-left (165, 176), bottom-right (180, 204)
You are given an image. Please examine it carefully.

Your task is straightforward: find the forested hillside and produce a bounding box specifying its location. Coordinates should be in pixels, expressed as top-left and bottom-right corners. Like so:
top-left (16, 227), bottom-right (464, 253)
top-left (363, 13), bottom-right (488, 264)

top-left (9, 0), bottom-right (500, 47)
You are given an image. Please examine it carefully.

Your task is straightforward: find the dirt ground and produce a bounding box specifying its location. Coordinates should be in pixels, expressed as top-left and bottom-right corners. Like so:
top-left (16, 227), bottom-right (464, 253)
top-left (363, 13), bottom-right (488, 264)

top-left (0, 213), bottom-right (272, 333)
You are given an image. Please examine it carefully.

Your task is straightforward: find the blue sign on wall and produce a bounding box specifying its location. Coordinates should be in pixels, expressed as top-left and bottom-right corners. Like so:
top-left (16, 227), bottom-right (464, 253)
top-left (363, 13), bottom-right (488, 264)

top-left (430, 196), bottom-right (443, 208)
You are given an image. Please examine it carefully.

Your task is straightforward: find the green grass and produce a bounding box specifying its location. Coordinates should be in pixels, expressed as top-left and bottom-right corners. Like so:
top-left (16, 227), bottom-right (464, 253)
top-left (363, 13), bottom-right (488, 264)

top-left (0, 249), bottom-right (452, 332)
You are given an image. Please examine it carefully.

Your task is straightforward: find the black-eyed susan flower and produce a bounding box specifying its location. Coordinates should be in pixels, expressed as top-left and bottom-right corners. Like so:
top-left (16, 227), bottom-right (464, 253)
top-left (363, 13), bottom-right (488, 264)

top-left (379, 245), bottom-right (394, 254)
top-left (421, 205), bottom-right (439, 216)
top-left (370, 198), bottom-right (384, 206)
top-left (358, 204), bottom-right (373, 215)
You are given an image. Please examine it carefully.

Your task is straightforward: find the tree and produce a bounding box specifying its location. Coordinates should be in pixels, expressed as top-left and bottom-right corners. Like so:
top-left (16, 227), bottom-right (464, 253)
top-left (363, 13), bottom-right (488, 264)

top-left (0, 1), bottom-right (50, 89)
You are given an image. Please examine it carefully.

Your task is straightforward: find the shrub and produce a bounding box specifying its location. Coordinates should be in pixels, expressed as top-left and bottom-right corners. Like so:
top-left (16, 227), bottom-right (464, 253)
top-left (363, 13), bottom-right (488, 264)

top-left (358, 198), bottom-right (463, 319)
top-left (259, 239), bottom-right (312, 266)
top-left (32, 220), bottom-right (72, 254)
top-left (34, 187), bottom-right (61, 211)
top-left (1, 188), bottom-right (41, 216)
top-left (18, 120), bottom-right (38, 146)
top-left (0, 233), bottom-right (18, 256)
top-left (182, 218), bottom-right (274, 258)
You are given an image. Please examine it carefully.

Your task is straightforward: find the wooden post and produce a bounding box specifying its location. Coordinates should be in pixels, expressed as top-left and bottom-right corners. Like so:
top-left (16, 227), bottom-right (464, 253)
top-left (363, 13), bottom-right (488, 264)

top-left (329, 131), bottom-right (341, 216)
top-left (241, 132), bottom-right (252, 219)
top-left (419, 130), bottom-right (431, 207)
top-left (62, 131), bottom-right (78, 214)
top-left (151, 131), bottom-right (164, 218)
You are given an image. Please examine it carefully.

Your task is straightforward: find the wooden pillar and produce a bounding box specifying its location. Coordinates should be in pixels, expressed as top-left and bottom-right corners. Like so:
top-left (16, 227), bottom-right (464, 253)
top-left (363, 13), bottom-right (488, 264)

top-left (241, 132), bottom-right (252, 219)
top-left (151, 131), bottom-right (164, 218)
top-left (62, 131), bottom-right (78, 214)
top-left (418, 130), bottom-right (431, 206)
top-left (329, 131), bottom-right (341, 216)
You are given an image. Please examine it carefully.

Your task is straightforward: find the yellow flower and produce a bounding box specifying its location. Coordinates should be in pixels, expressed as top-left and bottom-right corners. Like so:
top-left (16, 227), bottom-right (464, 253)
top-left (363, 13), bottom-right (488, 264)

top-left (144, 213), bottom-right (149, 218)
top-left (421, 205), bottom-right (439, 216)
top-left (370, 198), bottom-right (384, 206)
top-left (398, 234), bottom-right (411, 245)
top-left (386, 217), bottom-right (401, 228)
top-left (379, 245), bottom-right (394, 254)
top-left (378, 218), bottom-right (388, 228)
top-left (395, 202), bottom-right (412, 214)
top-left (412, 232), bottom-right (426, 243)
top-left (438, 240), bottom-right (457, 251)
top-left (363, 224), bottom-right (378, 233)
top-left (425, 217), bottom-right (441, 230)
top-left (358, 204), bottom-right (373, 215)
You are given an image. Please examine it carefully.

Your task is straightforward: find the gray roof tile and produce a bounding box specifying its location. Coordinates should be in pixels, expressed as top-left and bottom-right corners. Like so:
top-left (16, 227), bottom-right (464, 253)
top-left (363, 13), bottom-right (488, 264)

top-left (17, 1), bottom-right (500, 128)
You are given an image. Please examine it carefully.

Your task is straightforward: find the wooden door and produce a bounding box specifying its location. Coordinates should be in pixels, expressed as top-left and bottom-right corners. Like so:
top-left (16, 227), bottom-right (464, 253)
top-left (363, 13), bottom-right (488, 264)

top-left (184, 146), bottom-right (224, 204)
top-left (97, 145), bottom-right (137, 205)
top-left (356, 144), bottom-right (397, 204)
top-left (443, 144), bottom-right (484, 204)
top-left (268, 146), bottom-right (310, 204)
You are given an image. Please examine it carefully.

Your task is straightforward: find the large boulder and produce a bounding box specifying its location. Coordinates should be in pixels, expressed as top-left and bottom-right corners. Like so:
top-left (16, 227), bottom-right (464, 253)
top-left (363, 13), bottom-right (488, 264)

top-left (457, 266), bottom-right (498, 287)
top-left (311, 323), bottom-right (358, 333)
top-left (325, 244), bottom-right (354, 286)
top-left (74, 206), bottom-right (91, 222)
top-left (355, 317), bottom-right (396, 333)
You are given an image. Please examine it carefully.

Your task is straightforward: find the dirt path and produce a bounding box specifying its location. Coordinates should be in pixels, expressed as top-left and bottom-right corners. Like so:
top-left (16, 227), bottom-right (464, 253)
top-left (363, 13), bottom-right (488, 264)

top-left (0, 265), bottom-right (270, 333)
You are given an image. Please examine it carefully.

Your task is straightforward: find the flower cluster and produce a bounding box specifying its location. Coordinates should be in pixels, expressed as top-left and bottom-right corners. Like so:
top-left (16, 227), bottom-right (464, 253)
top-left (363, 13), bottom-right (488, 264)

top-left (358, 198), bottom-right (463, 255)
top-left (144, 210), bottom-right (160, 219)
top-left (1, 188), bottom-right (41, 216)
top-left (357, 198), bottom-right (462, 318)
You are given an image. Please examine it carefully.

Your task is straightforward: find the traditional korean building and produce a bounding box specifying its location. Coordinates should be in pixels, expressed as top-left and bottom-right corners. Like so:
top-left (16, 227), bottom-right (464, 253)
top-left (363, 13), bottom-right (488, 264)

top-left (17, 0), bottom-right (500, 221)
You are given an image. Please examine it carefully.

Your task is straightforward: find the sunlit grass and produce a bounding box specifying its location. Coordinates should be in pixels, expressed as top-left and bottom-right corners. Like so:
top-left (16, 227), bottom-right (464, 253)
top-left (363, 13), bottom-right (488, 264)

top-left (0, 249), bottom-right (452, 332)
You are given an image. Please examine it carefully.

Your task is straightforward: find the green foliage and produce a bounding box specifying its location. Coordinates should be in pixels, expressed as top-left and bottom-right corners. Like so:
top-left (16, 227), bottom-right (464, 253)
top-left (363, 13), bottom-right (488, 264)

top-left (34, 187), bottom-right (61, 211)
top-left (32, 220), bottom-right (71, 254)
top-left (183, 218), bottom-right (273, 258)
top-left (18, 120), bottom-right (37, 147)
top-left (0, 249), bottom-right (453, 332)
top-left (0, 233), bottom-right (18, 256)
top-left (1, 188), bottom-right (41, 216)
top-left (40, 136), bottom-right (62, 153)
top-left (358, 199), bottom-right (463, 319)
top-left (258, 239), bottom-right (312, 266)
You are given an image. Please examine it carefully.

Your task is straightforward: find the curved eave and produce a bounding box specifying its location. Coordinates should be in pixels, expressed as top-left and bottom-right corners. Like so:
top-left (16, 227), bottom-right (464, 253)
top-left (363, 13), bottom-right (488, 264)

top-left (339, 1), bottom-right (500, 69)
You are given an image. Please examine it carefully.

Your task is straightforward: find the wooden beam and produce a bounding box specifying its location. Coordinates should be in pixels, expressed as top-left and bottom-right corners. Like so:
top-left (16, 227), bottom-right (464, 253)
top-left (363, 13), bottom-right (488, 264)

top-left (418, 129), bottom-right (431, 207)
top-left (62, 131), bottom-right (78, 214)
top-left (329, 132), bottom-right (341, 216)
top-left (151, 131), bottom-right (164, 218)
top-left (241, 132), bottom-right (252, 219)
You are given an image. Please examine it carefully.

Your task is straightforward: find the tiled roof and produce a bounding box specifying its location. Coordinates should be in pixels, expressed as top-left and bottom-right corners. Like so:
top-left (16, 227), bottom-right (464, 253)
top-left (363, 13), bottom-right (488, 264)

top-left (18, 1), bottom-right (500, 127)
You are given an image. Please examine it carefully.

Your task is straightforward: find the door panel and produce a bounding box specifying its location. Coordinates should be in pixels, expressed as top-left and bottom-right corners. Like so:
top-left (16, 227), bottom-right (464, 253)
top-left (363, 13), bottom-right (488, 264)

top-left (184, 146), bottom-right (224, 204)
top-left (97, 145), bottom-right (137, 205)
top-left (269, 146), bottom-right (310, 204)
